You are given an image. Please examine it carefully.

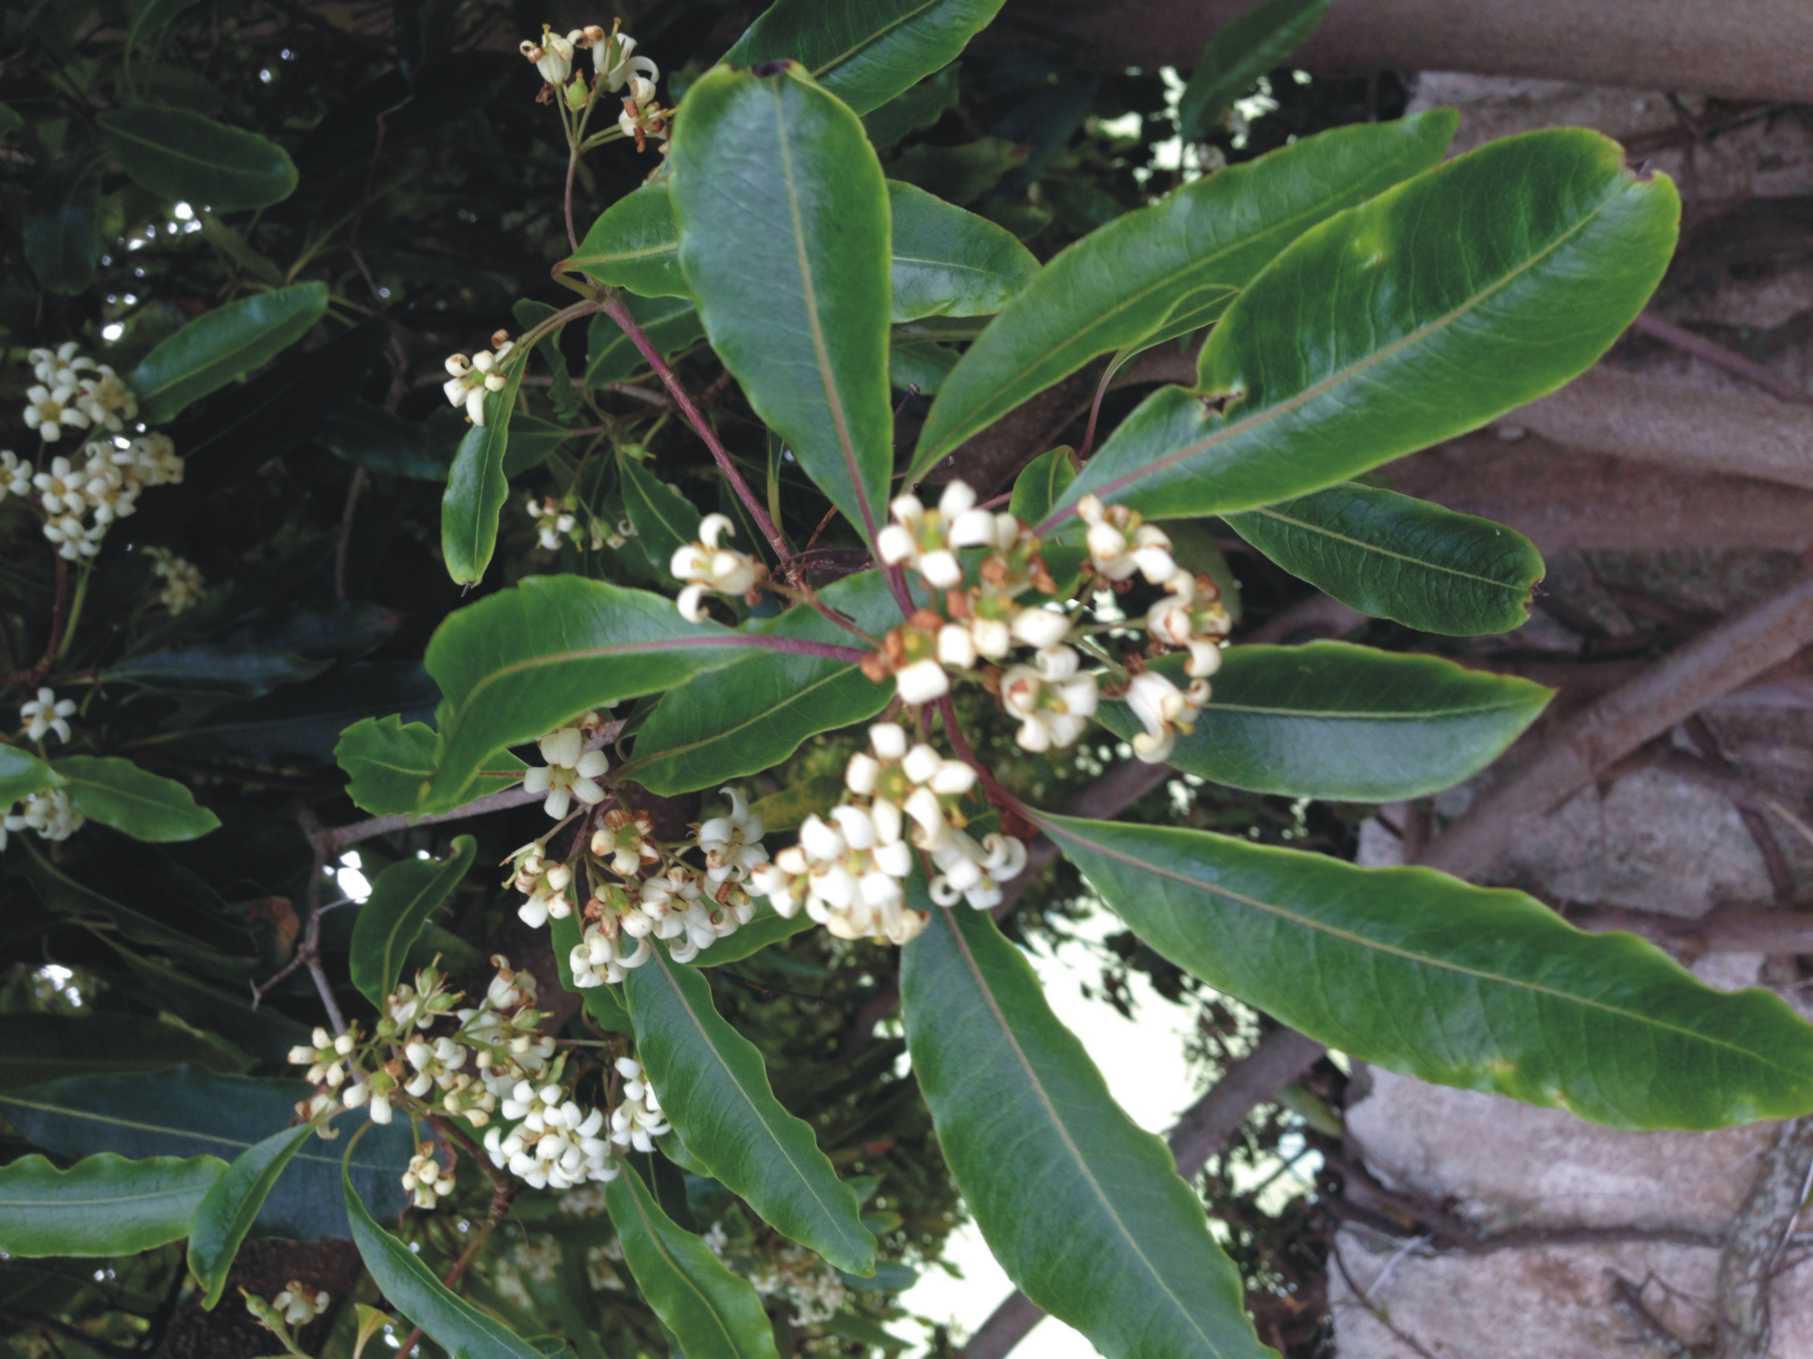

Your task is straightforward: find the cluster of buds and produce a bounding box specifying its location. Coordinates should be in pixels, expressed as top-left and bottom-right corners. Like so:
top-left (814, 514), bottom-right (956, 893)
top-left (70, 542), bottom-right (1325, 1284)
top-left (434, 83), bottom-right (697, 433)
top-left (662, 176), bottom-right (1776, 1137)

top-left (523, 493), bottom-right (625, 554)
top-left (1, 788), bottom-right (84, 851)
top-left (671, 514), bottom-right (765, 623)
top-left (142, 546), bottom-right (205, 614)
top-left (245, 1281), bottom-right (330, 1336)
top-left (402, 1143), bottom-right (454, 1209)
top-left (21, 343), bottom-right (138, 443)
top-left (443, 331), bottom-right (515, 426)
top-left (487, 1076), bottom-right (616, 1190)
top-left (705, 1220), bottom-right (849, 1327)
top-left (519, 23), bottom-right (668, 149)
top-left (4, 427), bottom-right (185, 564)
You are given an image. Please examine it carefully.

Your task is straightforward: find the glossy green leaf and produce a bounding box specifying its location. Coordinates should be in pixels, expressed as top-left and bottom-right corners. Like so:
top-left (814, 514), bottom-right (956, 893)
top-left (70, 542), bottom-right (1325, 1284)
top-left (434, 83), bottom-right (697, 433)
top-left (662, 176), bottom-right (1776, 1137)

top-left (585, 294), bottom-right (705, 386)
top-left (0, 1014), bottom-right (250, 1090)
top-left (1225, 482), bottom-right (1545, 635)
top-left (342, 1141), bottom-right (546, 1359)
top-left (348, 836), bottom-right (477, 1008)
top-left (1177, 0), bottom-right (1332, 141)
top-left (1007, 447), bottom-right (1077, 524)
top-left (127, 282), bottom-right (328, 423)
top-left (863, 63), bottom-right (961, 146)
top-left (624, 949), bottom-right (876, 1274)
top-left (99, 105), bottom-right (298, 211)
top-left (1038, 814), bottom-right (1813, 1130)
top-left (691, 905), bottom-right (814, 968)
top-left (420, 577), bottom-right (757, 810)
top-left (1057, 131), bottom-right (1681, 524)
top-left (334, 715), bottom-right (525, 817)
top-left (890, 336), bottom-right (958, 394)
top-left (441, 360), bottom-right (526, 585)
top-left (0, 1153), bottom-right (225, 1259)
top-left (886, 181), bottom-right (1039, 321)
top-left (50, 756), bottom-right (219, 842)
top-left (187, 1123), bottom-right (313, 1308)
top-left (501, 414), bottom-right (582, 478)
top-left (907, 112), bottom-right (1455, 481)
top-left (619, 454), bottom-right (702, 580)
top-left (722, 0), bottom-right (1006, 116)
top-left (628, 569), bottom-right (899, 796)
top-left (671, 64), bottom-right (893, 545)
top-left (548, 914), bottom-right (633, 1033)
top-left (321, 400), bottom-right (449, 482)
top-left (1097, 643), bottom-right (1550, 800)
top-left (607, 1163), bottom-right (783, 1359)
top-left (566, 182), bottom-right (691, 299)
top-left (0, 746), bottom-right (58, 803)
top-left (901, 906), bottom-right (1273, 1358)
top-left (0, 1070), bottom-right (412, 1237)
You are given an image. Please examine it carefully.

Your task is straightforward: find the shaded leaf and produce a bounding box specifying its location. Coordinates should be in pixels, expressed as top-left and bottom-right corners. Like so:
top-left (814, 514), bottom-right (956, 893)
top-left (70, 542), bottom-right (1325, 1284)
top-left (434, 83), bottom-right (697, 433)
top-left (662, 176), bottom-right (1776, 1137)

top-left (890, 336), bottom-right (959, 395)
top-left (104, 645), bottom-right (332, 696)
top-left (127, 282), bottom-right (329, 423)
top-left (0, 1153), bottom-right (225, 1259)
top-left (334, 715), bottom-right (526, 816)
top-left (886, 180), bottom-right (1039, 321)
top-left (23, 160), bottom-right (101, 295)
top-left (585, 295), bottom-right (704, 387)
top-left (0, 1014), bottom-right (250, 1090)
top-left (99, 105), bottom-right (298, 211)
top-left (619, 454), bottom-right (702, 581)
top-left (187, 1123), bottom-right (314, 1308)
top-left (1007, 447), bottom-right (1076, 525)
top-left (50, 756), bottom-right (219, 842)
top-left (348, 836), bottom-right (477, 1009)
top-left (1177, 0), bottom-right (1332, 141)
top-left (441, 359), bottom-right (526, 585)
top-left (0, 746), bottom-right (58, 803)
top-left (1037, 814), bottom-right (1813, 1129)
top-left (863, 64), bottom-right (962, 147)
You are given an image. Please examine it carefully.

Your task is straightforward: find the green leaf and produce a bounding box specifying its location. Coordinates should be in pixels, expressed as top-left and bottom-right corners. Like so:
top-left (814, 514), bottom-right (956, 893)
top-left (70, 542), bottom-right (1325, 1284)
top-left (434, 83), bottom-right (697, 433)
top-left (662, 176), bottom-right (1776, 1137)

top-left (901, 906), bottom-right (1273, 1359)
top-left (127, 0), bottom-right (202, 55)
top-left (187, 1124), bottom-right (314, 1308)
top-left (549, 914), bottom-right (633, 1034)
top-left (585, 294), bottom-right (704, 387)
top-left (863, 63), bottom-right (961, 147)
top-left (0, 1014), bottom-right (250, 1089)
top-left (624, 950), bottom-right (876, 1274)
top-left (104, 644), bottom-right (332, 696)
top-left (342, 1139), bottom-right (546, 1359)
top-left (889, 336), bottom-right (958, 394)
top-left (619, 454), bottom-right (702, 581)
top-left (886, 181), bottom-right (1039, 321)
top-left (1056, 131), bottom-right (1681, 524)
top-left (627, 569), bottom-right (899, 796)
top-left (606, 1163), bottom-right (783, 1359)
top-left (99, 105), bottom-right (298, 211)
top-left (1096, 643), bottom-right (1551, 801)
top-left (722, 0), bottom-right (1006, 116)
top-left (671, 64), bottom-right (893, 545)
top-left (1037, 814), bottom-right (1813, 1130)
top-left (321, 400), bottom-right (449, 482)
top-left (127, 282), bottom-right (328, 423)
top-left (0, 1153), bottom-right (225, 1259)
top-left (907, 111), bottom-right (1456, 481)
top-left (565, 182), bottom-right (692, 299)
top-left (419, 577), bottom-right (753, 810)
top-left (690, 905), bottom-right (814, 968)
top-left (501, 414), bottom-right (582, 479)
top-left (1176, 0), bottom-right (1332, 142)
top-left (1225, 483), bottom-right (1545, 635)
top-left (348, 836), bottom-right (477, 1009)
top-left (441, 360), bottom-right (526, 585)
top-left (50, 756), bottom-right (219, 842)
top-left (23, 160), bottom-right (101, 295)
top-left (0, 1070), bottom-right (413, 1237)
top-left (1007, 447), bottom-right (1076, 525)
top-left (334, 715), bottom-right (525, 817)
top-left (0, 746), bottom-right (58, 804)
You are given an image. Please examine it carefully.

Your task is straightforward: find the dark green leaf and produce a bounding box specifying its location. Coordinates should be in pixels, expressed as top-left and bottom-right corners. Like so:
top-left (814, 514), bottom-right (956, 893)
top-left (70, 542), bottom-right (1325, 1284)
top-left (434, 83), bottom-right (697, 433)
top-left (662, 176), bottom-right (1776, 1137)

top-left (50, 756), bottom-right (219, 842)
top-left (1095, 643), bottom-right (1551, 800)
top-left (0, 1014), bottom-right (250, 1090)
top-left (886, 181), bottom-right (1039, 321)
top-left (441, 359), bottom-right (526, 585)
top-left (889, 336), bottom-right (958, 394)
top-left (342, 1140), bottom-right (546, 1358)
top-left (0, 1153), bottom-right (224, 1259)
top-left (0, 746), bottom-right (58, 803)
top-left (619, 454), bottom-right (702, 581)
top-left (722, 0), bottom-right (1006, 116)
top-left (0, 1070), bottom-right (412, 1237)
top-left (1056, 131), bottom-right (1681, 523)
top-left (348, 836), bottom-right (477, 1008)
top-left (863, 64), bottom-right (961, 147)
top-left (187, 1124), bottom-right (313, 1308)
top-left (908, 111), bottom-right (1456, 481)
top-left (607, 1163), bottom-right (782, 1359)
top-left (127, 0), bottom-right (202, 54)
top-left (320, 401), bottom-right (449, 482)
top-left (585, 295), bottom-right (704, 387)
top-left (99, 105), bottom-right (298, 211)
top-left (103, 645), bottom-right (332, 695)
top-left (127, 282), bottom-right (329, 423)
top-left (1224, 482), bottom-right (1545, 635)
top-left (565, 182), bottom-right (691, 299)
top-left (901, 907), bottom-right (1273, 1358)
top-left (17, 843), bottom-right (248, 973)
top-left (502, 414), bottom-right (583, 479)
top-left (624, 950), bottom-right (876, 1274)
top-left (671, 64), bottom-right (893, 545)
top-left (1007, 447), bottom-right (1076, 524)
top-left (23, 160), bottom-right (101, 295)
top-left (1037, 814), bottom-right (1813, 1130)
top-left (334, 715), bottom-right (526, 816)
top-left (1177, 0), bottom-right (1332, 141)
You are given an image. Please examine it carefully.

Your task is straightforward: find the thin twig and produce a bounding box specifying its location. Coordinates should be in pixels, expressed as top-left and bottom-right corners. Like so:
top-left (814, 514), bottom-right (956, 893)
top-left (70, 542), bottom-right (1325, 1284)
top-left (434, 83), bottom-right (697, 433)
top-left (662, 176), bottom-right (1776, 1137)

top-left (334, 467), bottom-right (369, 603)
top-left (1635, 312), bottom-right (1809, 407)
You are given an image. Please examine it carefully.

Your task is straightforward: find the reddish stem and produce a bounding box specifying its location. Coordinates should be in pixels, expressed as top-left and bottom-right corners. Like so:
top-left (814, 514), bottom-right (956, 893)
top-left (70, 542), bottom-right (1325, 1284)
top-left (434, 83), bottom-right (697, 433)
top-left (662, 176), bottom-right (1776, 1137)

top-left (937, 694), bottom-right (1024, 817)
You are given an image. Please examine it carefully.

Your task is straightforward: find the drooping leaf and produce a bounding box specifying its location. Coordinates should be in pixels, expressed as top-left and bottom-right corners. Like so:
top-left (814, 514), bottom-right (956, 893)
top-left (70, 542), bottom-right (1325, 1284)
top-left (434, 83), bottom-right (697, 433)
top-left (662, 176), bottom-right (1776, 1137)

top-left (624, 950), bottom-right (877, 1274)
top-left (1176, 0), bottom-right (1332, 141)
top-left (907, 112), bottom-right (1456, 481)
top-left (127, 282), bottom-right (329, 423)
top-left (627, 569), bottom-right (900, 796)
top-left (1095, 644), bottom-right (1551, 801)
top-left (0, 1070), bottom-right (412, 1237)
top-left (584, 294), bottom-right (705, 387)
top-left (49, 756), bottom-right (219, 842)
top-left (187, 1124), bottom-right (314, 1308)
top-left (1224, 482), bottom-right (1545, 635)
top-left (901, 906), bottom-right (1274, 1359)
top-left (342, 1141), bottom-right (546, 1359)
top-left (0, 1014), bottom-right (250, 1090)
top-left (419, 577), bottom-right (759, 810)
top-left (607, 1162), bottom-right (783, 1359)
top-left (670, 64), bottom-right (893, 546)
top-left (0, 746), bottom-right (58, 803)
top-left (99, 105), bottom-right (298, 211)
top-left (334, 715), bottom-right (526, 817)
top-left (619, 454), bottom-right (703, 581)
top-left (348, 836), bottom-right (477, 1009)
top-left (441, 359), bottom-right (526, 585)
top-left (1055, 131), bottom-right (1681, 524)
top-left (1007, 447), bottom-right (1077, 525)
top-left (722, 0), bottom-right (1006, 116)
top-left (0, 1153), bottom-right (225, 1259)
top-left (886, 181), bottom-right (1039, 321)
top-left (1037, 814), bottom-right (1813, 1130)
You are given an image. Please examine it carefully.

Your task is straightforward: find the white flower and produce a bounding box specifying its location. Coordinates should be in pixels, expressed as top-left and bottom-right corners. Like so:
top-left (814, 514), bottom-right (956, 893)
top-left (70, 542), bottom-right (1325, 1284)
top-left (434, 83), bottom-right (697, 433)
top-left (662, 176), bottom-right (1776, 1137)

top-left (0, 451), bottom-right (30, 500)
top-left (23, 384), bottom-right (88, 443)
top-left (116, 433), bottom-right (184, 487)
top-left (1010, 604), bottom-right (1071, 650)
top-left (270, 1283), bottom-right (330, 1328)
top-left (671, 513), bottom-right (761, 621)
top-left (878, 482), bottom-right (993, 590)
top-left (1123, 670), bottom-right (1209, 763)
top-left (29, 342), bottom-right (96, 387)
top-left (1000, 646), bottom-right (1098, 752)
top-left (928, 828), bottom-right (1028, 910)
top-left (5, 788), bottom-right (82, 842)
top-left (894, 656), bottom-right (950, 706)
top-left (402, 1144), bottom-right (453, 1210)
top-left (595, 30), bottom-right (660, 104)
top-left (33, 455), bottom-right (86, 514)
top-left (519, 29), bottom-right (573, 84)
top-left (20, 688), bottom-right (75, 744)
top-left (42, 512), bottom-right (99, 561)
top-left (145, 547), bottom-right (205, 614)
top-left (443, 341), bottom-right (514, 425)
top-left (698, 786), bottom-right (767, 884)
top-left (1077, 494), bottom-right (1176, 583)
top-left (521, 724), bottom-right (609, 819)
top-left (75, 369), bottom-right (137, 432)
top-left (610, 1057), bottom-right (670, 1153)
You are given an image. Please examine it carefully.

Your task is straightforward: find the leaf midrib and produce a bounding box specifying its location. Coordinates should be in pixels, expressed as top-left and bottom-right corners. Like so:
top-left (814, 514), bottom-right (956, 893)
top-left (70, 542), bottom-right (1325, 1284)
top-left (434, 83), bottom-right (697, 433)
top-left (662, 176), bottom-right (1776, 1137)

top-left (1200, 697), bottom-right (1538, 721)
top-left (1240, 503), bottom-right (1530, 592)
top-left (628, 664), bottom-right (865, 781)
top-left (101, 116), bottom-right (276, 179)
top-left (619, 1175), bottom-right (747, 1354)
top-left (805, 0), bottom-right (943, 80)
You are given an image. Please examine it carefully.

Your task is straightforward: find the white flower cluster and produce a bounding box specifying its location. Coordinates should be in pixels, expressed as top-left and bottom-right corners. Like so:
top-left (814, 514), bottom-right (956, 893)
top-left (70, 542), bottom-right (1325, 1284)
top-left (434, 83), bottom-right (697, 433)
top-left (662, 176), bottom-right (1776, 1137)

top-left (143, 546), bottom-right (205, 614)
top-left (747, 1243), bottom-right (850, 1327)
top-left (7, 433), bottom-right (185, 563)
top-left (523, 493), bottom-right (624, 553)
top-left (21, 343), bottom-right (138, 443)
top-left (267, 1282), bottom-right (329, 1328)
top-left (519, 22), bottom-right (667, 148)
top-left (443, 332), bottom-right (514, 425)
top-left (671, 513), bottom-right (763, 623)
top-left (608, 1056), bottom-right (669, 1151)
top-left (402, 1142), bottom-right (454, 1209)
top-left (1, 788), bottom-right (84, 852)
top-left (523, 722), bottom-right (610, 819)
top-left (487, 1076), bottom-right (616, 1191)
